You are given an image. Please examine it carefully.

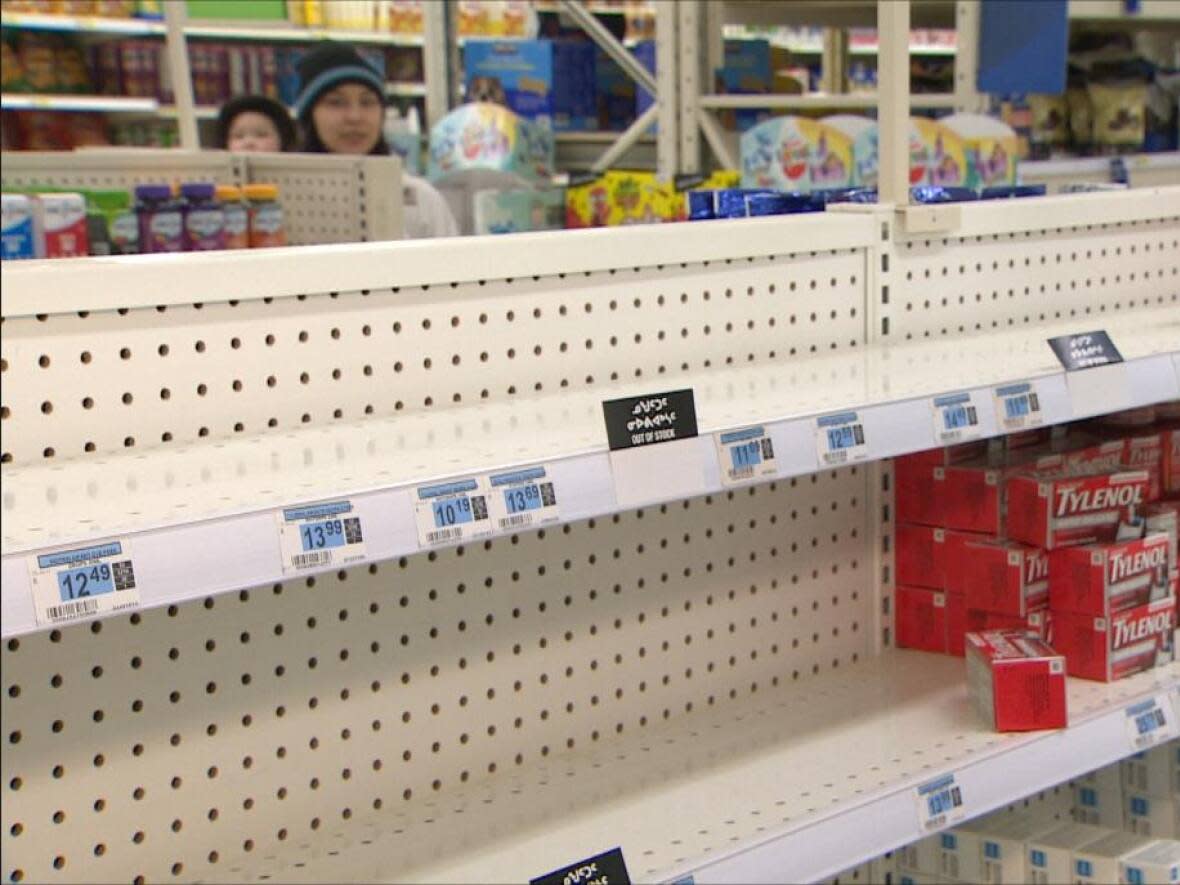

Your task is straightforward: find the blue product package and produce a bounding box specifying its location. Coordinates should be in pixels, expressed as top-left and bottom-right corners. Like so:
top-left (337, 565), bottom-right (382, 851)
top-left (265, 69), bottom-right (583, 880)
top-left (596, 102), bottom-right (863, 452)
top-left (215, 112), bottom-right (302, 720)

top-left (1, 194), bottom-right (37, 260)
top-left (826, 187), bottom-right (878, 204)
top-left (632, 40), bottom-right (659, 132)
top-left (911, 185), bottom-right (978, 204)
top-left (715, 39), bottom-right (773, 132)
top-left (687, 191), bottom-right (715, 220)
top-left (747, 192), bottom-right (822, 216)
top-left (464, 40), bottom-right (596, 131)
top-left (595, 47), bottom-right (636, 131)
top-left (980, 184), bottom-right (1047, 199)
top-left (715, 188), bottom-right (773, 219)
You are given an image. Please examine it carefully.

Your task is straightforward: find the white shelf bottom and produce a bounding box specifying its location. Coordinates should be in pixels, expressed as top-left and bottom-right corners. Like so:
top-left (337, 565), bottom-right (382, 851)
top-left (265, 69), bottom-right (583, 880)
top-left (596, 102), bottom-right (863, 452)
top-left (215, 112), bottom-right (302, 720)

top-left (197, 652), bottom-right (1178, 884)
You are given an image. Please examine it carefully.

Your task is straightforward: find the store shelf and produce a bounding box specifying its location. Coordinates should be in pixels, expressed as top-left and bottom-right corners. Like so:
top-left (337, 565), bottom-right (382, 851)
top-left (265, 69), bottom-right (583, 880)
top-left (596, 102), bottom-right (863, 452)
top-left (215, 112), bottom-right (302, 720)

top-left (0, 92), bottom-right (159, 114)
top-left (387, 81), bottom-right (428, 98)
top-left (198, 652), bottom-right (1180, 883)
top-left (1068, 0), bottom-right (1180, 22)
top-left (699, 92), bottom-right (958, 110)
top-left (0, 10), bottom-right (165, 35)
top-left (1, 277), bottom-right (1174, 638)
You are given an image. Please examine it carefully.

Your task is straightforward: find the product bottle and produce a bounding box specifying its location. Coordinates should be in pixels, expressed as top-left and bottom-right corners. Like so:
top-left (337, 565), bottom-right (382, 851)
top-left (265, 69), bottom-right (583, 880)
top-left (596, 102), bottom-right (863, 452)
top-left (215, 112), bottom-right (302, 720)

top-left (217, 185), bottom-right (249, 250)
top-left (244, 183), bottom-right (286, 248)
top-left (180, 182), bottom-right (226, 251)
top-left (134, 183), bottom-right (184, 253)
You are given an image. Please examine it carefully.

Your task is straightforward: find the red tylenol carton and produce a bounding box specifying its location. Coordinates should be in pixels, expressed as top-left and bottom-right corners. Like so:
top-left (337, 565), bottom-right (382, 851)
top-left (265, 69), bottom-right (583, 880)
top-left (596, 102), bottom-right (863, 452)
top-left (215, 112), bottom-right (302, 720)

top-left (1006, 470), bottom-right (1150, 549)
top-left (943, 529), bottom-right (993, 594)
top-left (1164, 429), bottom-right (1180, 497)
top-left (966, 630), bottom-right (1068, 731)
top-left (1145, 501), bottom-right (1179, 575)
top-left (1050, 533), bottom-right (1172, 616)
top-left (896, 586), bottom-right (947, 653)
top-left (1062, 438), bottom-right (1128, 477)
top-left (947, 591), bottom-right (966, 657)
top-left (953, 539), bottom-right (1049, 616)
top-left (1122, 432), bottom-right (1164, 504)
top-left (895, 442), bottom-right (989, 527)
top-left (897, 523), bottom-right (946, 590)
top-left (1050, 597), bottom-right (1176, 681)
top-left (966, 607), bottom-right (1050, 640)
top-left (942, 451), bottom-right (1065, 535)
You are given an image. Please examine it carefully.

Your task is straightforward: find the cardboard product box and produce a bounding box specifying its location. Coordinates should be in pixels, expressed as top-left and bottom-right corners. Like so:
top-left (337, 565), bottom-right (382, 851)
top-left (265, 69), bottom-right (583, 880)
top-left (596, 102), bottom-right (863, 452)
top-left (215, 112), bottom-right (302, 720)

top-left (1075, 765), bottom-right (1126, 828)
top-left (1144, 501), bottom-right (1179, 576)
top-left (1006, 470), bottom-right (1150, 549)
top-left (1026, 823), bottom-right (1115, 885)
top-left (1164, 428), bottom-right (1180, 497)
top-left (31, 192), bottom-right (88, 258)
top-left (1124, 791), bottom-right (1180, 839)
top-left (1051, 595), bottom-right (1176, 681)
top-left (1050, 533), bottom-right (1172, 616)
top-left (942, 529), bottom-right (994, 594)
top-left (894, 443), bottom-right (990, 527)
top-left (1119, 839), bottom-right (1180, 884)
top-left (1059, 437), bottom-right (1129, 476)
top-left (977, 813), bottom-right (1060, 885)
top-left (935, 818), bottom-right (998, 883)
top-left (966, 606), bottom-right (1050, 640)
top-left (594, 46), bottom-right (636, 131)
top-left (941, 450), bottom-right (1065, 535)
top-left (464, 39), bottom-right (597, 132)
top-left (896, 586), bottom-right (948, 654)
top-left (1123, 431), bottom-right (1166, 503)
top-left (1121, 743), bottom-right (1180, 796)
top-left (966, 630), bottom-right (1068, 731)
top-left (1072, 831), bottom-right (1154, 884)
top-left (712, 38), bottom-right (773, 132)
top-left (953, 538), bottom-right (1049, 616)
top-left (898, 833), bottom-right (941, 876)
top-left (897, 522), bottom-right (947, 590)
top-left (946, 591), bottom-right (966, 657)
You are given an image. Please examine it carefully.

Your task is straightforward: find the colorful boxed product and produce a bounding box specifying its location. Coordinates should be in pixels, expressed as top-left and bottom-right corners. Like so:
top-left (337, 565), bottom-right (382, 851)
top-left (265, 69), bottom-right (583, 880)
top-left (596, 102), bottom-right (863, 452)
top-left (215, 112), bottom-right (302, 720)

top-left (1, 193), bottom-right (36, 260)
top-left (712, 39), bottom-right (772, 132)
top-left (940, 450), bottom-right (1065, 535)
top-left (463, 39), bottom-right (596, 132)
top-left (941, 113), bottom-right (1019, 188)
top-left (32, 192), bottom-right (88, 258)
top-left (1051, 596), bottom-right (1175, 681)
top-left (1049, 533), bottom-right (1172, 616)
top-left (953, 539), bottom-right (1049, 617)
top-left (965, 607), bottom-right (1050, 641)
top-left (565, 170), bottom-right (679, 228)
top-left (472, 187), bottom-right (565, 235)
top-left (894, 441), bottom-right (991, 527)
top-left (912, 117), bottom-right (968, 187)
top-left (965, 630), bottom-right (1067, 731)
top-left (740, 116), bottom-right (853, 192)
top-left (428, 102), bottom-right (554, 184)
top-left (1122, 430), bottom-right (1166, 503)
top-left (1006, 470), bottom-right (1150, 549)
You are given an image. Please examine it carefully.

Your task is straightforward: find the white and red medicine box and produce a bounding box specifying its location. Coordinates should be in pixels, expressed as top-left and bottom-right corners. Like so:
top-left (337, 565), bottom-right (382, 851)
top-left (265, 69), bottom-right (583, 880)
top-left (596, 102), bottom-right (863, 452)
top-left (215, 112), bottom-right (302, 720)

top-left (896, 586), bottom-right (948, 654)
top-left (1051, 597), bottom-right (1176, 682)
top-left (1050, 534), bottom-right (1172, 617)
top-left (952, 538), bottom-right (1049, 616)
top-left (965, 630), bottom-right (1068, 732)
top-left (1006, 470), bottom-right (1150, 550)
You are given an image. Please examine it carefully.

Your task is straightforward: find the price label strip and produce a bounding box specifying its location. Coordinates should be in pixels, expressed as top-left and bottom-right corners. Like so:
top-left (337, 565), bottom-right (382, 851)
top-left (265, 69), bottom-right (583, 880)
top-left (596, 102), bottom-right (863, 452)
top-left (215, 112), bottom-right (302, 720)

top-left (414, 478), bottom-right (492, 548)
top-left (1125, 695), bottom-right (1178, 752)
top-left (489, 467), bottom-right (559, 532)
top-left (715, 425), bottom-right (777, 486)
top-left (277, 500), bottom-right (366, 574)
top-left (27, 540), bottom-right (140, 626)
top-left (993, 382), bottom-right (1043, 432)
top-left (932, 393), bottom-right (981, 445)
top-left (816, 411), bottom-right (868, 467)
top-left (915, 773), bottom-right (966, 832)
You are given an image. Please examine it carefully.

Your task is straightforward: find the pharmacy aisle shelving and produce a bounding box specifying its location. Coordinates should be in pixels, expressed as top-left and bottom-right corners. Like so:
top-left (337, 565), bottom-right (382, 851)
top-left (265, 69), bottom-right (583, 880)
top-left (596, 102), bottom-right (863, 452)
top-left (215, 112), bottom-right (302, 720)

top-left (1, 184), bottom-right (1179, 885)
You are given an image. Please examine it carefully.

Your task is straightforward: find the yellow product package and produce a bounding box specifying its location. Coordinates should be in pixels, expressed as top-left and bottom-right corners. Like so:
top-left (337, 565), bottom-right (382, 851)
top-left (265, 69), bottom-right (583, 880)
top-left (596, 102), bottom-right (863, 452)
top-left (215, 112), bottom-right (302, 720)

top-left (1067, 88), bottom-right (1092, 148)
top-left (941, 113), bottom-right (1018, 188)
top-left (912, 117), bottom-right (968, 187)
top-left (1088, 82), bottom-right (1146, 150)
top-left (1028, 94), bottom-right (1068, 148)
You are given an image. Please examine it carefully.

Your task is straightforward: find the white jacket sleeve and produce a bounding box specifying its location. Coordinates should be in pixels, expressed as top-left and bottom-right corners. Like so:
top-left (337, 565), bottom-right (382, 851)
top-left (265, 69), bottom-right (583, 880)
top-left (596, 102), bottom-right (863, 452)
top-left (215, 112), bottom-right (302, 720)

top-left (401, 174), bottom-right (460, 240)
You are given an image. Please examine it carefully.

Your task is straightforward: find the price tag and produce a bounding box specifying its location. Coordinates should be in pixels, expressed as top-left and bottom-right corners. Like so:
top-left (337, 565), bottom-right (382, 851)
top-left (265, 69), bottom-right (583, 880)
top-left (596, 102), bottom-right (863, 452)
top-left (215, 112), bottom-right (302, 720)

top-left (815, 411), bottom-right (868, 467)
top-left (277, 500), bottom-right (366, 574)
top-left (1125, 696), bottom-right (1178, 752)
top-left (993, 382), bottom-right (1043, 432)
top-left (413, 478), bottom-right (492, 547)
top-left (915, 773), bottom-right (966, 832)
top-left (1048, 330), bottom-right (1124, 371)
top-left (530, 847), bottom-right (631, 885)
top-left (932, 393), bottom-right (982, 445)
top-left (488, 466), bottom-right (559, 531)
top-left (715, 425), bottom-right (777, 486)
top-left (27, 540), bottom-right (140, 626)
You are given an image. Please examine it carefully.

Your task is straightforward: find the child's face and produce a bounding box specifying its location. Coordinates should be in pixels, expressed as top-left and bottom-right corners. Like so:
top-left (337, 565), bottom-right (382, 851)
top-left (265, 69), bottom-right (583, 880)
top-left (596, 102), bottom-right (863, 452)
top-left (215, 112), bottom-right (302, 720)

top-left (227, 111), bottom-right (282, 153)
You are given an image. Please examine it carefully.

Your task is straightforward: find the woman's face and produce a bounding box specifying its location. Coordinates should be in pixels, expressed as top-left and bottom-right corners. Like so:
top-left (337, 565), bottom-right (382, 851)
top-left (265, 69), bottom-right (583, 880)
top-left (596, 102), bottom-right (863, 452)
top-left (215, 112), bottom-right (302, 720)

top-left (227, 111), bottom-right (282, 153)
top-left (312, 83), bottom-right (383, 154)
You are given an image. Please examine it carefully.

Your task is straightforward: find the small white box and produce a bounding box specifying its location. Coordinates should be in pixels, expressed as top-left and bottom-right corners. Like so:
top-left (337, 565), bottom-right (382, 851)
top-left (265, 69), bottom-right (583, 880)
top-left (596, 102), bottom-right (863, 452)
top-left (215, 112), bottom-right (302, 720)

top-left (1026, 823), bottom-right (1115, 885)
top-left (1120, 840), bottom-right (1180, 885)
top-left (977, 813), bottom-right (1058, 884)
top-left (1125, 792), bottom-right (1180, 839)
top-left (1072, 831), bottom-right (1154, 884)
top-left (895, 871), bottom-right (945, 885)
top-left (1075, 765), bottom-right (1126, 828)
top-left (899, 834), bottom-right (941, 876)
top-left (937, 819), bottom-right (990, 883)
top-left (1122, 744), bottom-right (1180, 797)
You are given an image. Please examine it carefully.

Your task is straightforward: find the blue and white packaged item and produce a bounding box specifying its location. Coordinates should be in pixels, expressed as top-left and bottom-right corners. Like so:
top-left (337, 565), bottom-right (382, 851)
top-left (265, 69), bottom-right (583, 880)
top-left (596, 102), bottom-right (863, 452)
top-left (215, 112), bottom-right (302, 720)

top-left (911, 185), bottom-right (979, 204)
top-left (687, 191), bottom-right (715, 220)
top-left (980, 184), bottom-right (1047, 199)
top-left (1, 194), bottom-right (37, 260)
top-left (464, 40), bottom-right (596, 131)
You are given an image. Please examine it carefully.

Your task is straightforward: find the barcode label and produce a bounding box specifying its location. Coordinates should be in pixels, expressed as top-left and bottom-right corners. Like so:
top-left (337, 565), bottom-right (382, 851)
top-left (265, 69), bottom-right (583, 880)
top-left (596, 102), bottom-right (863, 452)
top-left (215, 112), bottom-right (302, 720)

top-left (489, 468), bottom-right (560, 533)
top-left (1126, 696), bottom-right (1177, 751)
top-left (916, 774), bottom-right (966, 831)
top-left (277, 500), bottom-right (367, 575)
top-left (816, 413), bottom-right (869, 468)
top-left (426, 526), bottom-right (463, 544)
top-left (45, 598), bottom-right (99, 621)
top-left (499, 514), bottom-right (534, 530)
top-left (716, 426), bottom-right (778, 487)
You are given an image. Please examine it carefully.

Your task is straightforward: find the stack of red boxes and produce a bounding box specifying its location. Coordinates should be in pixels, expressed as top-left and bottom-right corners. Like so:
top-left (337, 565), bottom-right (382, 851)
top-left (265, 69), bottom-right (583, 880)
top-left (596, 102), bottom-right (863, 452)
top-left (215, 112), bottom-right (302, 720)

top-left (895, 403), bottom-right (1180, 682)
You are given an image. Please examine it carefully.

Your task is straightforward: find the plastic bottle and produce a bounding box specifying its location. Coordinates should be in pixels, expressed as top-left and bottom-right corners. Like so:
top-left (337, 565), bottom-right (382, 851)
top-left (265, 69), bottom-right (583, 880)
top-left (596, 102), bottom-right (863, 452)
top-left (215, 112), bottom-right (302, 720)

top-left (244, 183), bottom-right (286, 248)
top-left (134, 183), bottom-right (183, 253)
top-left (217, 185), bottom-right (249, 250)
top-left (180, 182), bottom-right (225, 251)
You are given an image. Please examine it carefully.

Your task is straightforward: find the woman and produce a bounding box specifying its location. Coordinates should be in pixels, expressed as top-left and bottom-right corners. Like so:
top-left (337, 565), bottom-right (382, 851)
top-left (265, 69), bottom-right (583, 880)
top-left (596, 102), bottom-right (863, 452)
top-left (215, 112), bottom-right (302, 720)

top-left (215, 94), bottom-right (296, 153)
top-left (293, 44), bottom-right (458, 239)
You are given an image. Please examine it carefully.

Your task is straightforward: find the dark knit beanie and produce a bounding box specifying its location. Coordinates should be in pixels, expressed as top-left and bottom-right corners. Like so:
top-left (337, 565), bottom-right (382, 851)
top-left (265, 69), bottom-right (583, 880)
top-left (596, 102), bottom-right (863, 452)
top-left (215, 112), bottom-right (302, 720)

top-left (293, 44), bottom-right (386, 120)
top-left (215, 95), bottom-right (296, 151)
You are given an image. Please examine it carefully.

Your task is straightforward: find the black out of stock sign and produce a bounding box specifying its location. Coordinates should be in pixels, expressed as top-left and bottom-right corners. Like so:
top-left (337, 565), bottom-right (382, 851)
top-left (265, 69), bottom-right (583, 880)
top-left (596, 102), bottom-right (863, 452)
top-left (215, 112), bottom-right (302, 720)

top-left (530, 847), bottom-right (632, 885)
top-left (1048, 330), bottom-right (1123, 371)
top-left (602, 389), bottom-right (698, 451)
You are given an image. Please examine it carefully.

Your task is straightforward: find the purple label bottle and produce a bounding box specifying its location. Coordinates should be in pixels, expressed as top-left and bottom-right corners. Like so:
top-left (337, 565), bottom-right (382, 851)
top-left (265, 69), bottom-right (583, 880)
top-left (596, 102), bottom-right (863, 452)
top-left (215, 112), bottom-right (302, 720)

top-left (134, 184), bottom-right (184, 253)
top-left (181, 182), bottom-right (225, 251)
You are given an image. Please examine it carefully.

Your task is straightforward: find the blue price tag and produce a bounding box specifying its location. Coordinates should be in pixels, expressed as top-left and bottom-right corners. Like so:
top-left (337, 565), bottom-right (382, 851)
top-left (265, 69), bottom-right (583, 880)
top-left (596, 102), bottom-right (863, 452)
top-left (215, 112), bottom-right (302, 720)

top-left (56, 562), bottom-right (115, 601)
top-left (916, 773), bottom-right (966, 831)
top-left (933, 393), bottom-right (982, 444)
top-left (716, 426), bottom-right (777, 486)
top-left (994, 383), bottom-right (1042, 431)
top-left (415, 479), bottom-right (493, 546)
top-left (816, 412), bottom-right (868, 466)
top-left (29, 540), bottom-right (140, 626)
top-left (489, 467), bottom-right (560, 531)
top-left (279, 500), bottom-right (366, 573)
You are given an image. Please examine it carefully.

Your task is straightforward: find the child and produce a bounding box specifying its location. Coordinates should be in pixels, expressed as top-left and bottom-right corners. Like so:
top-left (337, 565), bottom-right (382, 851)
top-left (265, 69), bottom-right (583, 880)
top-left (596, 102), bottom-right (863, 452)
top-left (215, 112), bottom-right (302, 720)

top-left (215, 95), bottom-right (296, 153)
